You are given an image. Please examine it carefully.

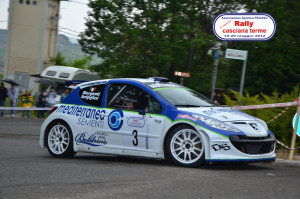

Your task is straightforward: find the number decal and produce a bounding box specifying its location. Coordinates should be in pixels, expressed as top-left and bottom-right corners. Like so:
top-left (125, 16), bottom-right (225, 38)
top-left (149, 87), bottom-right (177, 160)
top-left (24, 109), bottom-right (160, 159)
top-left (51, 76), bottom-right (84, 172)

top-left (132, 130), bottom-right (138, 146)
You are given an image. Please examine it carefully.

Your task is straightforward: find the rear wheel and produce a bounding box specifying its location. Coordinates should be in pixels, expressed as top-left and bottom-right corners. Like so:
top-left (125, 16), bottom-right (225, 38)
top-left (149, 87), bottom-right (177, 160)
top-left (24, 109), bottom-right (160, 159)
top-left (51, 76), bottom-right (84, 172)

top-left (165, 125), bottom-right (205, 167)
top-left (46, 121), bottom-right (76, 158)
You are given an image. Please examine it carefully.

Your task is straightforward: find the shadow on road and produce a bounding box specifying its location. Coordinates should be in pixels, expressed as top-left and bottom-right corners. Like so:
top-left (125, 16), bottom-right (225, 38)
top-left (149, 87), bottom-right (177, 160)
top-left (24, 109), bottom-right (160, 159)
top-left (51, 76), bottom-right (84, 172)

top-left (39, 152), bottom-right (274, 170)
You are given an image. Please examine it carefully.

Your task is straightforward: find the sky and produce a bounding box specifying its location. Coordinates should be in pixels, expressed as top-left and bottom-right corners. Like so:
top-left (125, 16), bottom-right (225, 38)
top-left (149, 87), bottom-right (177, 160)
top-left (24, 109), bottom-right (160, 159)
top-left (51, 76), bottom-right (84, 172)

top-left (0, 0), bottom-right (90, 39)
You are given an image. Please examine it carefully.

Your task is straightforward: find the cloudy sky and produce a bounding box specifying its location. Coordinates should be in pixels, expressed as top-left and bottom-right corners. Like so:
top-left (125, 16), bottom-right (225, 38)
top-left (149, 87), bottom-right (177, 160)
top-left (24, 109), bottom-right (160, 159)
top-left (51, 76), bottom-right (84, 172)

top-left (0, 0), bottom-right (90, 38)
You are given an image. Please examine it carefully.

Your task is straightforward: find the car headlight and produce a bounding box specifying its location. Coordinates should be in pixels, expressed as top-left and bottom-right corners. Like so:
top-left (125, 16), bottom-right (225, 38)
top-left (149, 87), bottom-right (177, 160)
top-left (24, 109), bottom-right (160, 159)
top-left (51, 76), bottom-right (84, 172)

top-left (196, 115), bottom-right (242, 132)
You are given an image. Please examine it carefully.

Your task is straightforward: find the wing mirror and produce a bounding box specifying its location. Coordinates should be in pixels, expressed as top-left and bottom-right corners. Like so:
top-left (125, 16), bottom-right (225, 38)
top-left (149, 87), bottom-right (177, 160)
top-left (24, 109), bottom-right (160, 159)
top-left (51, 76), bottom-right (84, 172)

top-left (138, 110), bottom-right (146, 115)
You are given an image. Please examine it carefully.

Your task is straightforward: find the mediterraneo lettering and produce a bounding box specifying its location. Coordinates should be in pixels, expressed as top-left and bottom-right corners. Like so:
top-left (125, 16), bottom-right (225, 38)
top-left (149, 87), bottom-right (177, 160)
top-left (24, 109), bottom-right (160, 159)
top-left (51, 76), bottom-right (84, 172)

top-left (56, 105), bottom-right (106, 128)
top-left (75, 132), bottom-right (107, 146)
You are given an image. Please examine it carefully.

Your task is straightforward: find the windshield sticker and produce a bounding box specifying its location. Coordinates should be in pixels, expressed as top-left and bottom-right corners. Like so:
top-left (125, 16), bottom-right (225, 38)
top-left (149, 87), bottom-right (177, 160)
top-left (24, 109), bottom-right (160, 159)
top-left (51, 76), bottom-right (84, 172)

top-left (148, 83), bottom-right (182, 89)
top-left (79, 80), bottom-right (108, 88)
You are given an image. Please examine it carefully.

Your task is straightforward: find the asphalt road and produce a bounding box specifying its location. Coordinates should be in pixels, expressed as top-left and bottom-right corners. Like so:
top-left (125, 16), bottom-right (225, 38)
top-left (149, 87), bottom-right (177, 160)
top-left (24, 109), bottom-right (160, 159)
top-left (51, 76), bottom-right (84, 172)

top-left (1, 117), bottom-right (300, 199)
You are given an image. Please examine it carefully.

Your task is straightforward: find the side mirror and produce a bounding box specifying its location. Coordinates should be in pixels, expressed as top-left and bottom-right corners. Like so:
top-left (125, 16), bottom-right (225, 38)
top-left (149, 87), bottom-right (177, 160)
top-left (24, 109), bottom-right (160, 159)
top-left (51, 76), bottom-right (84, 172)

top-left (138, 110), bottom-right (146, 115)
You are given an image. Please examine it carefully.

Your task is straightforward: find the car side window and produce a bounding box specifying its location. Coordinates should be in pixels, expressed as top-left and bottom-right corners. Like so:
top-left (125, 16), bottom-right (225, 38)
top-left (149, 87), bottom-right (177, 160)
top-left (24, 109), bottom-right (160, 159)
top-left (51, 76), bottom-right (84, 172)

top-left (79, 84), bottom-right (106, 107)
top-left (106, 83), bottom-right (162, 114)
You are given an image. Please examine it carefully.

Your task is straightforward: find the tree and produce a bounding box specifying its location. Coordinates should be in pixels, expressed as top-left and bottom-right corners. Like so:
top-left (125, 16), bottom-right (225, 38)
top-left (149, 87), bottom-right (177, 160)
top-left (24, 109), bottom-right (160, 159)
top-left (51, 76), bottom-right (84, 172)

top-left (79, 0), bottom-right (244, 91)
top-left (79, 0), bottom-right (300, 95)
top-left (53, 52), bottom-right (68, 66)
top-left (52, 52), bottom-right (93, 70)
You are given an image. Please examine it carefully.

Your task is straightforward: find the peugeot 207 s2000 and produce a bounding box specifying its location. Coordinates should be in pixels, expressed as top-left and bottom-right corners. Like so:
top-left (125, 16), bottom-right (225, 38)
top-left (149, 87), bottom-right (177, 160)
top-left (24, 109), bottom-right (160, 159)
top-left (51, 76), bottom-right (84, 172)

top-left (40, 77), bottom-right (276, 167)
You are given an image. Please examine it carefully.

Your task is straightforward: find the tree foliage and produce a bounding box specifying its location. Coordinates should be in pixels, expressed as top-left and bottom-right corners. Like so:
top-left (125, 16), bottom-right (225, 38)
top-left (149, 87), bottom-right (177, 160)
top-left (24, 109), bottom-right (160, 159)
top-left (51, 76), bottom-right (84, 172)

top-left (79, 0), bottom-right (300, 95)
top-left (79, 0), bottom-right (244, 92)
top-left (52, 52), bottom-right (93, 70)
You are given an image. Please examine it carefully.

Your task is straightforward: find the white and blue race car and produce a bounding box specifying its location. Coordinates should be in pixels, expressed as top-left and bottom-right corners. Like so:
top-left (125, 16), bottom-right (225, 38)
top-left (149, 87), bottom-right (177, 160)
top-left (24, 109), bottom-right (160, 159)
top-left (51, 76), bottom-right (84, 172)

top-left (40, 77), bottom-right (276, 167)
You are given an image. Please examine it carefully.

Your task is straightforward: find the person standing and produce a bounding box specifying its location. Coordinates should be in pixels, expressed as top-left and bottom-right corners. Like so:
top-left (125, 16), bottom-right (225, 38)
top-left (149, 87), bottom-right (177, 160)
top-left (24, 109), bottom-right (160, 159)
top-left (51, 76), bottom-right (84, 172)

top-left (36, 90), bottom-right (47, 119)
top-left (60, 88), bottom-right (70, 102)
top-left (8, 84), bottom-right (19, 118)
top-left (21, 91), bottom-right (34, 118)
top-left (47, 87), bottom-right (57, 108)
top-left (0, 82), bottom-right (8, 117)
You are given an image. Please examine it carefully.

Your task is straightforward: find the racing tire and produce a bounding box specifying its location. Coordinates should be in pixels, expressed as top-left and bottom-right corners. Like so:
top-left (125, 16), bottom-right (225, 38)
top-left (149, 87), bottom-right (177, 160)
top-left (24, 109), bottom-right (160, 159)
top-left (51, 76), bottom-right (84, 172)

top-left (165, 125), bottom-right (205, 168)
top-left (46, 121), bottom-right (76, 158)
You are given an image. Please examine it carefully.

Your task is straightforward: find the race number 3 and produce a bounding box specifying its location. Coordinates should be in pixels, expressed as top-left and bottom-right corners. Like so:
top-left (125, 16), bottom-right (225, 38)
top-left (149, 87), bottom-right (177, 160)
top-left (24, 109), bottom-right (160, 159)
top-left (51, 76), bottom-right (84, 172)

top-left (132, 130), bottom-right (138, 146)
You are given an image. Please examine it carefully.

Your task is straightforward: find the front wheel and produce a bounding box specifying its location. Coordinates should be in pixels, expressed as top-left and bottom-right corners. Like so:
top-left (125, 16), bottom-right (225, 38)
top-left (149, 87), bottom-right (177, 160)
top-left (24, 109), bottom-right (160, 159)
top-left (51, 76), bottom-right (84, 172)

top-left (46, 121), bottom-right (76, 158)
top-left (165, 125), bottom-right (205, 167)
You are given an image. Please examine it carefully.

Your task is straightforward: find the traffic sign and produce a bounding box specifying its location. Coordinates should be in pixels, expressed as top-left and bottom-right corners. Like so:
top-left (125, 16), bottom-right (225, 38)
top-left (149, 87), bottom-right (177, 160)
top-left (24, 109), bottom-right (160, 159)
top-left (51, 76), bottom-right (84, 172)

top-left (225, 49), bottom-right (247, 60)
top-left (174, 71), bottom-right (190, 77)
top-left (292, 113), bottom-right (300, 137)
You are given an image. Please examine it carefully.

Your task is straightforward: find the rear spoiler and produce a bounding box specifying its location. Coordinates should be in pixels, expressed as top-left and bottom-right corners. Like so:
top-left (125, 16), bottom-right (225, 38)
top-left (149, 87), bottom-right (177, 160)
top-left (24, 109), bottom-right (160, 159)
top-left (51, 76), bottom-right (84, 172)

top-left (65, 80), bottom-right (88, 89)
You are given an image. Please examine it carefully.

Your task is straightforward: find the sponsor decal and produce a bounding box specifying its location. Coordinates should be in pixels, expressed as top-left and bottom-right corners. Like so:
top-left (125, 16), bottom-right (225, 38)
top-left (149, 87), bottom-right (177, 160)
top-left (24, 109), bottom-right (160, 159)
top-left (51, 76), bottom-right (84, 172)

top-left (81, 90), bottom-right (101, 101)
top-left (213, 13), bottom-right (276, 41)
top-left (56, 105), bottom-right (106, 128)
top-left (108, 110), bottom-right (124, 131)
top-left (220, 115), bottom-right (229, 120)
top-left (75, 132), bottom-right (107, 146)
top-left (90, 87), bottom-right (97, 92)
top-left (203, 108), bottom-right (255, 120)
top-left (148, 83), bottom-right (181, 89)
top-left (177, 114), bottom-right (198, 121)
top-left (211, 143), bottom-right (231, 151)
top-left (79, 80), bottom-right (108, 88)
top-left (127, 117), bottom-right (145, 128)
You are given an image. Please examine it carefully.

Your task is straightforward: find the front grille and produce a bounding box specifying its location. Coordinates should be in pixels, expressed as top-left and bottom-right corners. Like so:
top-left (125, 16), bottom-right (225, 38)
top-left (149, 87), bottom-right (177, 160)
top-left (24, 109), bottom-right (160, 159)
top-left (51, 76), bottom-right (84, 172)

top-left (229, 135), bottom-right (275, 155)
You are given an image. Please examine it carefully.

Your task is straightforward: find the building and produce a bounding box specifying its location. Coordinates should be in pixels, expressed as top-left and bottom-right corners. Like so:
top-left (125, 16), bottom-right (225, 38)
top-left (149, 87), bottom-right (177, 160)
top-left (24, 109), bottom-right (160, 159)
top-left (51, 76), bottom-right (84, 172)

top-left (4, 0), bottom-right (60, 92)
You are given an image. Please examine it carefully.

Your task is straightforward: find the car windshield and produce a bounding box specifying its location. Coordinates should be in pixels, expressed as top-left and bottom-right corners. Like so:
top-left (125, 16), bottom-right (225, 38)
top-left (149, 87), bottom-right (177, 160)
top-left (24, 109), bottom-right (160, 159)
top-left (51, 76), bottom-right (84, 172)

top-left (154, 88), bottom-right (216, 107)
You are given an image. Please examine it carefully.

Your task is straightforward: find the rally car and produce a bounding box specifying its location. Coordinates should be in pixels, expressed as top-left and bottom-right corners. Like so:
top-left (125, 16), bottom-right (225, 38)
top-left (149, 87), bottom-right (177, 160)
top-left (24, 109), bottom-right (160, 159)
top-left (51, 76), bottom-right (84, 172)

top-left (39, 77), bottom-right (276, 167)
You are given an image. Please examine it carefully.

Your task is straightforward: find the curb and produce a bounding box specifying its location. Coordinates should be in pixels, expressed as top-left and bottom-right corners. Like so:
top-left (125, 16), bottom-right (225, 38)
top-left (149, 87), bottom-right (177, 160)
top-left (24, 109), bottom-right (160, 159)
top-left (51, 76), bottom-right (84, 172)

top-left (272, 158), bottom-right (300, 167)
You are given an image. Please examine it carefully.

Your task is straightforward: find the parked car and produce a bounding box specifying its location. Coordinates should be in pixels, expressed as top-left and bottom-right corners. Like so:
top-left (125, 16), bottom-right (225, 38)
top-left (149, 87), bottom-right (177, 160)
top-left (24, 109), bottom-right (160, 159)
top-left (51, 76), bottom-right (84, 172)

top-left (39, 77), bottom-right (276, 167)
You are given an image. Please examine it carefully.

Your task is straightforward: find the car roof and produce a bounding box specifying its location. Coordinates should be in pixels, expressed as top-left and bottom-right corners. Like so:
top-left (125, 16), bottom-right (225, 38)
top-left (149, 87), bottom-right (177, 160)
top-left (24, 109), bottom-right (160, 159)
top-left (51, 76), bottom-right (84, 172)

top-left (78, 78), bottom-right (175, 88)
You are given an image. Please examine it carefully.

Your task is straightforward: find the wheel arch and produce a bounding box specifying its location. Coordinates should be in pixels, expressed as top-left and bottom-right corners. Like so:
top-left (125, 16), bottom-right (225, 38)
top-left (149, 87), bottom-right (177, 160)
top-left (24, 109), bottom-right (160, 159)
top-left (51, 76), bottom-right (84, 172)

top-left (162, 122), bottom-right (211, 161)
top-left (163, 122), bottom-right (197, 155)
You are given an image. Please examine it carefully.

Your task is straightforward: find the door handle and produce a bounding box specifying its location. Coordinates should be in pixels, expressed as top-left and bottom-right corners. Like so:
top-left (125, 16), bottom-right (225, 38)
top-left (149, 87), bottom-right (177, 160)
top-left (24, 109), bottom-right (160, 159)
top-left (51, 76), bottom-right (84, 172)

top-left (154, 119), bottom-right (162, 123)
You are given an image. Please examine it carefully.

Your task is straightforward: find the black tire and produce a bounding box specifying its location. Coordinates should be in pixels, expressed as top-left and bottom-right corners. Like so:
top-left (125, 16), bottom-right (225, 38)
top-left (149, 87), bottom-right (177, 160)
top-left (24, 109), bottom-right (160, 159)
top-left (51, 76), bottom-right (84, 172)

top-left (46, 121), bottom-right (76, 158)
top-left (165, 125), bottom-right (205, 168)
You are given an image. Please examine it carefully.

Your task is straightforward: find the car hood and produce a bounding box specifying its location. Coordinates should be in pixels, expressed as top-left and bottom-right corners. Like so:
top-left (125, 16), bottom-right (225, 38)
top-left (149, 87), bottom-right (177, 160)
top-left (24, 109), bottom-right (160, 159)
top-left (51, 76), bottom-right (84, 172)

top-left (177, 107), bottom-right (256, 122)
top-left (177, 107), bottom-right (268, 137)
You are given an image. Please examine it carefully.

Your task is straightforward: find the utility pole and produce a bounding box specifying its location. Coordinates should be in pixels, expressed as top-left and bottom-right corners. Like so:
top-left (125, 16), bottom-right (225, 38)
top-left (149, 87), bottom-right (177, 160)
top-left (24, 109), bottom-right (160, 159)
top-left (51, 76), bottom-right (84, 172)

top-left (210, 49), bottom-right (219, 101)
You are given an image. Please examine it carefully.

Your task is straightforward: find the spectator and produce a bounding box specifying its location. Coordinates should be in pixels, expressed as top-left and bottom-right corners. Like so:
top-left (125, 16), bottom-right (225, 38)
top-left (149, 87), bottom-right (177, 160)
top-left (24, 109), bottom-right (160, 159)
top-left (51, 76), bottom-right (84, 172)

top-left (36, 90), bottom-right (47, 119)
top-left (0, 82), bottom-right (8, 117)
top-left (21, 91), bottom-right (34, 118)
top-left (8, 84), bottom-right (19, 118)
top-left (47, 87), bottom-right (57, 108)
top-left (60, 88), bottom-right (70, 102)
top-left (213, 92), bottom-right (223, 105)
